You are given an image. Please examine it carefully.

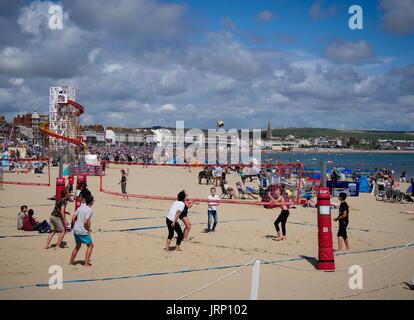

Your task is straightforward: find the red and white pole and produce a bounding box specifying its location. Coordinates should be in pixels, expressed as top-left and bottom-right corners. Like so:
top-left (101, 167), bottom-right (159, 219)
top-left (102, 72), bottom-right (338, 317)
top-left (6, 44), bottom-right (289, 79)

top-left (55, 177), bottom-right (66, 201)
top-left (316, 187), bottom-right (335, 271)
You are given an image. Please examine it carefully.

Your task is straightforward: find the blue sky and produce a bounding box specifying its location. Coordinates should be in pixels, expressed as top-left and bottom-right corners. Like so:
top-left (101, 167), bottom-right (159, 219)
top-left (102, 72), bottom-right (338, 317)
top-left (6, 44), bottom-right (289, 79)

top-left (181, 0), bottom-right (413, 67)
top-left (0, 0), bottom-right (413, 130)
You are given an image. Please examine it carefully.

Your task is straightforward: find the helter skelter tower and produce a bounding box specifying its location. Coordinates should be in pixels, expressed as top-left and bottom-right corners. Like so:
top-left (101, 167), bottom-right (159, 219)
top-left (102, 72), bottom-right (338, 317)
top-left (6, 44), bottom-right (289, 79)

top-left (49, 86), bottom-right (80, 162)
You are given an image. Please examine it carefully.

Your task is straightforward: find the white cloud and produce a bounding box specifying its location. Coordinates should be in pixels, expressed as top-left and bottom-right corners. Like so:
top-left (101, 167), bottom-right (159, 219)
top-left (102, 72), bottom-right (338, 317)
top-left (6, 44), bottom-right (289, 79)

top-left (9, 78), bottom-right (24, 86)
top-left (399, 95), bottom-right (414, 106)
top-left (159, 103), bottom-right (176, 112)
top-left (325, 40), bottom-right (372, 65)
top-left (17, 1), bottom-right (51, 36)
top-left (380, 0), bottom-right (414, 35)
top-left (215, 77), bottom-right (237, 93)
top-left (0, 1), bottom-right (412, 131)
top-left (309, 0), bottom-right (336, 19)
top-left (102, 63), bottom-right (123, 74)
top-left (88, 48), bottom-right (102, 63)
top-left (257, 11), bottom-right (273, 22)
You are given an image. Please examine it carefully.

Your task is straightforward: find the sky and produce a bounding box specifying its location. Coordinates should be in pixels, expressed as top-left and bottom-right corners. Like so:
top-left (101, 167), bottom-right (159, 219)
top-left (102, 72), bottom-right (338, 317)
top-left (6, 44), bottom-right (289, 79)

top-left (0, 0), bottom-right (413, 130)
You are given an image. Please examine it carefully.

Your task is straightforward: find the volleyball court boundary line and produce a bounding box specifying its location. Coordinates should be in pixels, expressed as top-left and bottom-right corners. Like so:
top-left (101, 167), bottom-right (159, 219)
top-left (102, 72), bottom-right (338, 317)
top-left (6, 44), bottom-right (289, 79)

top-left (99, 160), bottom-right (303, 206)
top-left (0, 241), bottom-right (412, 293)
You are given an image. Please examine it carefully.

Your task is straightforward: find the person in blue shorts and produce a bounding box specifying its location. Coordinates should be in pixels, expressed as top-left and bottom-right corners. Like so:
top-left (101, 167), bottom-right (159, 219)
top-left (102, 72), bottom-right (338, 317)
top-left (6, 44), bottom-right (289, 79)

top-left (69, 195), bottom-right (94, 266)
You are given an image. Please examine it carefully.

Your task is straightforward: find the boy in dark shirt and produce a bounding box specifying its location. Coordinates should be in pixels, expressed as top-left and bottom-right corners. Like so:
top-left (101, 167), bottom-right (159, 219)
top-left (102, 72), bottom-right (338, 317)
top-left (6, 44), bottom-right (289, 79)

top-left (334, 192), bottom-right (350, 251)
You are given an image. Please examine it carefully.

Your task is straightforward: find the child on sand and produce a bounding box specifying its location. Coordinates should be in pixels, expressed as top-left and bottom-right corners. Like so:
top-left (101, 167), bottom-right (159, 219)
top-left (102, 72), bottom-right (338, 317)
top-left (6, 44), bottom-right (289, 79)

top-left (69, 195), bottom-right (94, 266)
top-left (165, 190), bottom-right (186, 251)
top-left (17, 205), bottom-right (28, 230)
top-left (207, 187), bottom-right (220, 232)
top-left (118, 169), bottom-right (128, 199)
top-left (334, 192), bottom-right (350, 251)
top-left (22, 209), bottom-right (46, 232)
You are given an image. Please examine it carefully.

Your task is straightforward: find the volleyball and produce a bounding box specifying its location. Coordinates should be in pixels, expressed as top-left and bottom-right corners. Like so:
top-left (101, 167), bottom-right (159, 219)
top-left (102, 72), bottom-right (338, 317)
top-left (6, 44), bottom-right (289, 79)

top-left (217, 120), bottom-right (224, 128)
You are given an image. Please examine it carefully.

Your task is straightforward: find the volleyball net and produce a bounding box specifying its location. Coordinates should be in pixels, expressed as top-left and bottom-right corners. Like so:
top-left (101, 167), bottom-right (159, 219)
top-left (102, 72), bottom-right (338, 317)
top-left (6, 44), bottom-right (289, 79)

top-left (99, 161), bottom-right (303, 206)
top-left (0, 158), bottom-right (51, 187)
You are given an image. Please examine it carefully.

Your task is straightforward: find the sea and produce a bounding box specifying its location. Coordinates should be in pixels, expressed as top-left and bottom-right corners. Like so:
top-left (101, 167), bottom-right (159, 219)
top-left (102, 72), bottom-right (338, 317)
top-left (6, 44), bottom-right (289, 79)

top-left (263, 152), bottom-right (414, 179)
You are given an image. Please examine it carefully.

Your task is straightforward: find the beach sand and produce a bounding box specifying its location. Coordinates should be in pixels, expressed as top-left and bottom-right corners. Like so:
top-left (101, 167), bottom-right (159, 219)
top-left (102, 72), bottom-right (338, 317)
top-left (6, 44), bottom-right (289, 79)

top-left (0, 165), bottom-right (413, 299)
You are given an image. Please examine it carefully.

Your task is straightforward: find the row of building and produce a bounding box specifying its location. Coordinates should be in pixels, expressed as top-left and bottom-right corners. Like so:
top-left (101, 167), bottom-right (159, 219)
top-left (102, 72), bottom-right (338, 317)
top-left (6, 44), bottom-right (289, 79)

top-left (1, 113), bottom-right (413, 151)
top-left (0, 112), bottom-right (48, 146)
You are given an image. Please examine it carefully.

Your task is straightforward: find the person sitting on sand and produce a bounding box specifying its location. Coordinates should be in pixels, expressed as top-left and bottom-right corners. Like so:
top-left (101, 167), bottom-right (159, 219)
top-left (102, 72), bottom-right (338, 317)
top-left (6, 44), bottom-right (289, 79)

top-left (303, 193), bottom-right (317, 207)
top-left (17, 205), bottom-right (28, 230)
top-left (22, 209), bottom-right (49, 232)
top-left (69, 195), bottom-right (95, 267)
top-left (236, 181), bottom-right (258, 199)
top-left (334, 192), bottom-right (350, 251)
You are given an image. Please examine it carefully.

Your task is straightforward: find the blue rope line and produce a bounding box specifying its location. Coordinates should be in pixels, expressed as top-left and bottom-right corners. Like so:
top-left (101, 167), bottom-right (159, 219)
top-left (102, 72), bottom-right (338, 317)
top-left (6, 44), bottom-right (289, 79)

top-left (1, 242), bottom-right (412, 292)
top-left (102, 218), bottom-right (259, 233)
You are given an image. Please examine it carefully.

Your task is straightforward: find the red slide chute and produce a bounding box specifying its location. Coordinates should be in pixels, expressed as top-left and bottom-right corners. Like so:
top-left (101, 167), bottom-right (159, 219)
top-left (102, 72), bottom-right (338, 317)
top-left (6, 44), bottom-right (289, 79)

top-left (39, 100), bottom-right (87, 149)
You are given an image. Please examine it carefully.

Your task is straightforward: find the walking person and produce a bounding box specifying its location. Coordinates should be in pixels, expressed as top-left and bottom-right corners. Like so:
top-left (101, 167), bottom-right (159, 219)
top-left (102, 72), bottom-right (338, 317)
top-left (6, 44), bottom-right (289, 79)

top-left (207, 187), bottom-right (220, 232)
top-left (165, 190), bottom-right (186, 251)
top-left (45, 190), bottom-right (71, 249)
top-left (69, 195), bottom-right (95, 266)
top-left (334, 192), bottom-right (350, 251)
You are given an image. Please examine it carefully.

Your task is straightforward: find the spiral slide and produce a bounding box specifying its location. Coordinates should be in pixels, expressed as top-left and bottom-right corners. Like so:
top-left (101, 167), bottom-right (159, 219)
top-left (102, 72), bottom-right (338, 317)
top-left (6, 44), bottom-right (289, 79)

top-left (39, 100), bottom-right (87, 150)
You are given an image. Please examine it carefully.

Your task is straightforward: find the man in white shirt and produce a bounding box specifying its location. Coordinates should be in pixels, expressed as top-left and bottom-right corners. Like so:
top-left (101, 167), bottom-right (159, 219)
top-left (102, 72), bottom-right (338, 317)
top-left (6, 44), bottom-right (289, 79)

top-left (207, 187), bottom-right (220, 232)
top-left (214, 166), bottom-right (223, 187)
top-left (69, 195), bottom-right (94, 266)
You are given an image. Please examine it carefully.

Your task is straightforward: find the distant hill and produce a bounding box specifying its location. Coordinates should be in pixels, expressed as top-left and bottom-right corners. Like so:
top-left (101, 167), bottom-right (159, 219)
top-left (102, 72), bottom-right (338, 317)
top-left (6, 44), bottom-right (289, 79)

top-left (265, 128), bottom-right (414, 140)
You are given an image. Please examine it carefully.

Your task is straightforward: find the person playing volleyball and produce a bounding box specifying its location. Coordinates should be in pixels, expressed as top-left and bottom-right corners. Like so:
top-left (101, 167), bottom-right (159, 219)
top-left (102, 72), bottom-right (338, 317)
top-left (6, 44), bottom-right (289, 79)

top-left (165, 190), bottom-right (186, 251)
top-left (269, 188), bottom-right (290, 241)
top-left (180, 194), bottom-right (194, 241)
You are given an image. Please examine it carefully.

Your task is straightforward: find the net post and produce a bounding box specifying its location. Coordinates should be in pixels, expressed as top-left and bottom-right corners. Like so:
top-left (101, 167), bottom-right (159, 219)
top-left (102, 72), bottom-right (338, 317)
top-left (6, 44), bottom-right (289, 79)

top-left (296, 163), bottom-right (302, 205)
top-left (320, 160), bottom-right (327, 188)
top-left (250, 259), bottom-right (261, 300)
top-left (99, 160), bottom-right (103, 192)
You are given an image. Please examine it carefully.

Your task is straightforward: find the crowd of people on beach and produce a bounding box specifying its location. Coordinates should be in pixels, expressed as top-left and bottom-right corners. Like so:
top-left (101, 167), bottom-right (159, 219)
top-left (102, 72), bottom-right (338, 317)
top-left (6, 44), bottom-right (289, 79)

top-left (89, 145), bottom-right (155, 163)
top-left (11, 147), bottom-right (414, 266)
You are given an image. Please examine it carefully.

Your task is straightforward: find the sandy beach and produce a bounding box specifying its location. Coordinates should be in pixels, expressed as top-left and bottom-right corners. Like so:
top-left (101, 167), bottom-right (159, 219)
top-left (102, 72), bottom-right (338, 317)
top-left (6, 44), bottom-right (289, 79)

top-left (0, 165), bottom-right (413, 300)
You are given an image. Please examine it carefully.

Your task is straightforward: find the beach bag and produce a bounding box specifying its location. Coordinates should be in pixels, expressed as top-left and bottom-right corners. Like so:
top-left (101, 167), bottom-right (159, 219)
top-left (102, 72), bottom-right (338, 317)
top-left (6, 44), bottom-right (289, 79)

top-left (403, 193), bottom-right (413, 203)
top-left (38, 220), bottom-right (51, 233)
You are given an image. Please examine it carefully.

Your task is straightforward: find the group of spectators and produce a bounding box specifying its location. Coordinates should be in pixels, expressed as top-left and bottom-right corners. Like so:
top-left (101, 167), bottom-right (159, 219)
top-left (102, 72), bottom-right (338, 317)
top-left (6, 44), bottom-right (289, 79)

top-left (17, 205), bottom-right (50, 232)
top-left (89, 145), bottom-right (155, 163)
